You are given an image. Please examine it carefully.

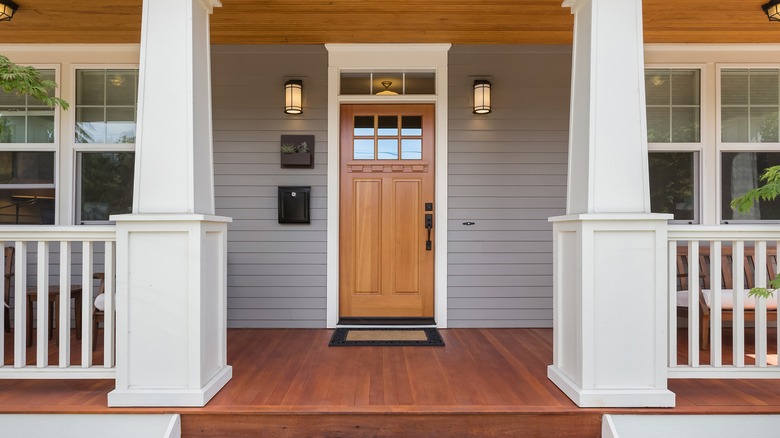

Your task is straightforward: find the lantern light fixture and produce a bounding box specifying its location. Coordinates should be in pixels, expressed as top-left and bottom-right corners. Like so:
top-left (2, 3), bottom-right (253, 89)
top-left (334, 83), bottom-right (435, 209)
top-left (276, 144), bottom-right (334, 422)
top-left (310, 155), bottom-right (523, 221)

top-left (763, 0), bottom-right (780, 21)
top-left (284, 79), bottom-right (303, 115)
top-left (473, 79), bottom-right (492, 115)
top-left (0, 0), bottom-right (18, 22)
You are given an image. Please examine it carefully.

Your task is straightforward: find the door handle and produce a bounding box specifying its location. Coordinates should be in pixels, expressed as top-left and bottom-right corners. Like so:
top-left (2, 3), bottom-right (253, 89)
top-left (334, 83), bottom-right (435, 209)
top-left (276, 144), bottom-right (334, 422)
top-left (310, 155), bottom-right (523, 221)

top-left (425, 213), bottom-right (433, 251)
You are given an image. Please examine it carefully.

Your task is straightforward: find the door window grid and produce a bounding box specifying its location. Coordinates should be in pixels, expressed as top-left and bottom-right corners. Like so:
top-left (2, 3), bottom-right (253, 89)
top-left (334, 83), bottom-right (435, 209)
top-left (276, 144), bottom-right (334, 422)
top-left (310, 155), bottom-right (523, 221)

top-left (353, 115), bottom-right (424, 160)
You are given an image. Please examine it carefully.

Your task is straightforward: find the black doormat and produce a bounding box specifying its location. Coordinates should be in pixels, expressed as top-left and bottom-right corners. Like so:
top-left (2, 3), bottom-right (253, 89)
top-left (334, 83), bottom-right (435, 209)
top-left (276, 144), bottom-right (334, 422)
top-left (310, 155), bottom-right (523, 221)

top-left (329, 327), bottom-right (445, 347)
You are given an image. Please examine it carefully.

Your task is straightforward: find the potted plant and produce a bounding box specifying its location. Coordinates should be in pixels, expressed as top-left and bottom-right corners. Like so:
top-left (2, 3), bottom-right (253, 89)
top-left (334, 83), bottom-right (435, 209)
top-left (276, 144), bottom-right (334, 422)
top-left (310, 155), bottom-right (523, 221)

top-left (280, 134), bottom-right (314, 168)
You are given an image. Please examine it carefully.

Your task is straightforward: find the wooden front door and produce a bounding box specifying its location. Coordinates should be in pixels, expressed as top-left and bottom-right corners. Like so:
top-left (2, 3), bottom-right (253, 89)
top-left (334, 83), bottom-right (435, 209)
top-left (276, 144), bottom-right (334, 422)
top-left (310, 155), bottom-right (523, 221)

top-left (340, 104), bottom-right (435, 318)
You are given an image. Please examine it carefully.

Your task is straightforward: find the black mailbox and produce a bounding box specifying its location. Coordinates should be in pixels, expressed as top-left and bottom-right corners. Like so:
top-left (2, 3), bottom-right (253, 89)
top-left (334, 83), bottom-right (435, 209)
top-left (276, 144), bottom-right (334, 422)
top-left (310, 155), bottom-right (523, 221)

top-left (278, 186), bottom-right (311, 224)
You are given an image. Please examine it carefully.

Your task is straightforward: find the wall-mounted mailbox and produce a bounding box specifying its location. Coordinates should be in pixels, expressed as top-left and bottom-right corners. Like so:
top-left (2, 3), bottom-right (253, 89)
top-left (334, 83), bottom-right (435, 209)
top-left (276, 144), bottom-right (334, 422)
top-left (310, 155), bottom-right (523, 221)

top-left (278, 186), bottom-right (311, 224)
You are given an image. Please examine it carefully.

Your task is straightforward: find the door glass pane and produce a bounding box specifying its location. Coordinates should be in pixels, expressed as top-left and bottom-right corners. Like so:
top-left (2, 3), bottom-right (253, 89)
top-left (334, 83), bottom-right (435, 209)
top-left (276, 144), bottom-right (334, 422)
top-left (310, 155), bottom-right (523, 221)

top-left (354, 116), bottom-right (374, 136)
top-left (401, 139), bottom-right (422, 160)
top-left (0, 151), bottom-right (54, 184)
top-left (649, 152), bottom-right (696, 222)
top-left (353, 139), bottom-right (374, 160)
top-left (80, 152), bottom-right (135, 222)
top-left (401, 116), bottom-right (422, 136)
top-left (671, 107), bottom-right (700, 143)
top-left (377, 139), bottom-right (398, 159)
top-left (377, 116), bottom-right (398, 136)
top-left (722, 152), bottom-right (780, 221)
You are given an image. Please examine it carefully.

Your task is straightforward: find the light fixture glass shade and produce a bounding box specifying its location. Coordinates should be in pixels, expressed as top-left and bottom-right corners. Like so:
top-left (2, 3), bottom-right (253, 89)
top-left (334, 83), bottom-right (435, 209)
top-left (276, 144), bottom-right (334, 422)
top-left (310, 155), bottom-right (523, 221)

top-left (284, 79), bottom-right (303, 114)
top-left (473, 80), bottom-right (492, 114)
top-left (0, 0), bottom-right (18, 22)
top-left (764, 0), bottom-right (780, 21)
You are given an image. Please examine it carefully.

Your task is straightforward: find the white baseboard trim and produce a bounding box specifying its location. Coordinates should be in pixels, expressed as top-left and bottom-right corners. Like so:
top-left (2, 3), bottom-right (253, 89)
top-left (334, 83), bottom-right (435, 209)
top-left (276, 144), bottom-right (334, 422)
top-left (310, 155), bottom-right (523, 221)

top-left (547, 365), bottom-right (676, 408)
top-left (108, 366), bottom-right (232, 407)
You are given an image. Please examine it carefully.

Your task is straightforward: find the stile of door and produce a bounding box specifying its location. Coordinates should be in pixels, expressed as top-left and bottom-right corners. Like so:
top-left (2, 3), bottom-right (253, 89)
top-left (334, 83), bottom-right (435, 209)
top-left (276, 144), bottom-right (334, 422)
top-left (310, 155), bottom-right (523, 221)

top-left (339, 104), bottom-right (435, 318)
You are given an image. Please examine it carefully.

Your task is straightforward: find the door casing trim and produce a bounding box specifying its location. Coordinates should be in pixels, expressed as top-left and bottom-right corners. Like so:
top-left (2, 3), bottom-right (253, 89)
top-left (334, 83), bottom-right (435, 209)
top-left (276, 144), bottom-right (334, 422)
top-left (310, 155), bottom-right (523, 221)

top-left (325, 44), bottom-right (451, 328)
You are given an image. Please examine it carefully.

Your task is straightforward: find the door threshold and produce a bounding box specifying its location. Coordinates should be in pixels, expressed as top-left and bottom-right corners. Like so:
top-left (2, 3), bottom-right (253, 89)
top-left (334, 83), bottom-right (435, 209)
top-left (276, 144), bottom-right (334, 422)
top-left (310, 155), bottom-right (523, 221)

top-left (337, 317), bottom-right (436, 326)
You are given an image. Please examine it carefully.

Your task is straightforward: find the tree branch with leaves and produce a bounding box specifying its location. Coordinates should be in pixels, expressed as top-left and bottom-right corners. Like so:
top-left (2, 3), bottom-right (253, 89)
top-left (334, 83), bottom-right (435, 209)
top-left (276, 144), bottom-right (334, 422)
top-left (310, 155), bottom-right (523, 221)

top-left (730, 165), bottom-right (780, 299)
top-left (0, 54), bottom-right (68, 109)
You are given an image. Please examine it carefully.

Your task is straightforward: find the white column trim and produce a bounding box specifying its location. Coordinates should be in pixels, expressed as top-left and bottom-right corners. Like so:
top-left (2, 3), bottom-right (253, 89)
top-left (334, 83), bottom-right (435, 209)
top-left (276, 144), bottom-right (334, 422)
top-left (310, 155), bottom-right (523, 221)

top-left (325, 44), bottom-right (450, 328)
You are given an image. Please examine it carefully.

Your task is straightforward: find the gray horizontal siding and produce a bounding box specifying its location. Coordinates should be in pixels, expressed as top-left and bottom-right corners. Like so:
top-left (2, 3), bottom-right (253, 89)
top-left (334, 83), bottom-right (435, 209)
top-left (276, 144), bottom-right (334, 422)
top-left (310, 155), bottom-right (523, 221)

top-left (212, 45), bottom-right (328, 328)
top-left (447, 45), bottom-right (571, 328)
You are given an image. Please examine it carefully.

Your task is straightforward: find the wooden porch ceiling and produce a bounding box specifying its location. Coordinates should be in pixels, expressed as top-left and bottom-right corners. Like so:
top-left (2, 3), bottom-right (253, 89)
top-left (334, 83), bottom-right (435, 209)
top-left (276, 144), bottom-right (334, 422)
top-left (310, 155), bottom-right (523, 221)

top-left (0, 0), bottom-right (777, 45)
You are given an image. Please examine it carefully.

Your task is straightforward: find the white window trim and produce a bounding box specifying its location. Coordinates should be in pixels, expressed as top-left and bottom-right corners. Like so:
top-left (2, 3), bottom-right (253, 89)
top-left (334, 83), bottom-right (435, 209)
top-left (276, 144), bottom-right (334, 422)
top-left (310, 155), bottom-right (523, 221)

top-left (715, 63), bottom-right (780, 224)
top-left (0, 63), bottom-right (61, 224)
top-left (645, 45), bottom-right (780, 225)
top-left (645, 63), bottom-right (707, 224)
top-left (325, 44), bottom-right (450, 328)
top-left (70, 64), bottom-right (139, 225)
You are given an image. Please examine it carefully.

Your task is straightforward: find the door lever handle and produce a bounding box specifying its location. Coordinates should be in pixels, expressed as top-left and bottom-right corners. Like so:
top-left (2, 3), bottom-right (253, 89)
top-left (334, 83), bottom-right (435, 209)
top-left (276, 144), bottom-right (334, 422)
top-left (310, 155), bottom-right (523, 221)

top-left (425, 214), bottom-right (433, 251)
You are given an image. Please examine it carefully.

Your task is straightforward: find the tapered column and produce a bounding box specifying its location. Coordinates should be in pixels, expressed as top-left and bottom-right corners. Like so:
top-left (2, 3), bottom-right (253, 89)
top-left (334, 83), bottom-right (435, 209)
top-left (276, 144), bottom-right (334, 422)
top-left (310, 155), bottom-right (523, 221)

top-left (547, 0), bottom-right (675, 407)
top-left (108, 0), bottom-right (232, 407)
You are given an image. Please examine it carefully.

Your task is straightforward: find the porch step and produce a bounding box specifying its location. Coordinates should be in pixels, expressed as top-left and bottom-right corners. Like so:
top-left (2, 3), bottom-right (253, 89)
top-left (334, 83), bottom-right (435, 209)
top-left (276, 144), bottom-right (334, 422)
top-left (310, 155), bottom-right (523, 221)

top-left (603, 414), bottom-right (780, 438)
top-left (0, 414), bottom-right (180, 438)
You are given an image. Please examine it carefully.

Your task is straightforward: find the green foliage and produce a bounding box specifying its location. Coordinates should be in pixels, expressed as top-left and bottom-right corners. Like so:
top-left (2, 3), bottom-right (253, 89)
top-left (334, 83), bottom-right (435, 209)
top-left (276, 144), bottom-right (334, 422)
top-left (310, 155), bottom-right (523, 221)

top-left (281, 141), bottom-right (309, 154)
top-left (0, 54), bottom-right (69, 110)
top-left (730, 165), bottom-right (780, 213)
top-left (748, 276), bottom-right (780, 300)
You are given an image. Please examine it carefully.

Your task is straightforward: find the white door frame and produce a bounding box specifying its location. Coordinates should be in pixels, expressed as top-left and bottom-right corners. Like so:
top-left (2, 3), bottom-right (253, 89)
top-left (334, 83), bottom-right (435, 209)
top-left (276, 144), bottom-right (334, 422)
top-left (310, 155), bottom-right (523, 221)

top-left (325, 44), bottom-right (451, 328)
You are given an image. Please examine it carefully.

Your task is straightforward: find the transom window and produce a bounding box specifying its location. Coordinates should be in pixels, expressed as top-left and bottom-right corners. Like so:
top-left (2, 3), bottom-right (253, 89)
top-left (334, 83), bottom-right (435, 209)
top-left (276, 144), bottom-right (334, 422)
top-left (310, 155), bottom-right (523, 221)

top-left (341, 72), bottom-right (435, 95)
top-left (353, 115), bottom-right (423, 160)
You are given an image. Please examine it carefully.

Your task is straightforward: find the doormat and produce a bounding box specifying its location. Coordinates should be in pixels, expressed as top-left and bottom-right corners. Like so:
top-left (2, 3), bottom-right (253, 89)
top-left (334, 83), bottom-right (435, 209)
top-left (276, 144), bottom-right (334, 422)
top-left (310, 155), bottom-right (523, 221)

top-left (329, 328), bottom-right (445, 347)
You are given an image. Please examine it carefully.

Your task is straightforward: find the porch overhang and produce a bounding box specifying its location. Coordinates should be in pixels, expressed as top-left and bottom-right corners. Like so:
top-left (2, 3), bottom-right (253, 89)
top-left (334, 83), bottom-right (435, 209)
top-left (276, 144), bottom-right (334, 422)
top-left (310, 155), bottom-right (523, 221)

top-left (0, 0), bottom-right (776, 45)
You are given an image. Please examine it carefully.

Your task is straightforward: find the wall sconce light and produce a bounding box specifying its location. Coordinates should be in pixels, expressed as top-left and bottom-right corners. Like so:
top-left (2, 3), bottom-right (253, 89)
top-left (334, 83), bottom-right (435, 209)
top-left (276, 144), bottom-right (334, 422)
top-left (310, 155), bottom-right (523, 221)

top-left (763, 0), bottom-right (780, 21)
top-left (284, 80), bottom-right (303, 115)
top-left (473, 80), bottom-right (492, 115)
top-left (0, 0), bottom-right (18, 22)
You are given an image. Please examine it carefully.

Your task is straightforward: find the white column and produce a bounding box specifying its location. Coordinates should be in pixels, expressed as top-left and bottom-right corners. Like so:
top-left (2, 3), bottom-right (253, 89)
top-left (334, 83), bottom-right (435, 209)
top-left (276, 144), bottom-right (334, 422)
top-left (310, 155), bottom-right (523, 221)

top-left (547, 0), bottom-right (675, 407)
top-left (108, 0), bottom-right (231, 407)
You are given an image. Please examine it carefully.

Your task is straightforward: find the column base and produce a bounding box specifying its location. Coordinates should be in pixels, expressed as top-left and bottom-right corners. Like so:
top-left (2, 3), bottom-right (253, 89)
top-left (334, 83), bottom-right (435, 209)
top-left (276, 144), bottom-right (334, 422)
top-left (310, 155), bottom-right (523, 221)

top-left (548, 365), bottom-right (675, 408)
top-left (108, 365), bottom-right (232, 407)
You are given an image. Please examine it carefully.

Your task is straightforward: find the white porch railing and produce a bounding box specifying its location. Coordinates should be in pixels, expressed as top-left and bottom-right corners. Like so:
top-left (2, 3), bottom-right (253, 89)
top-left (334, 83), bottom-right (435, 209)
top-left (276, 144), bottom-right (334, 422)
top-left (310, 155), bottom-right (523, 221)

top-left (668, 225), bottom-right (780, 378)
top-left (0, 226), bottom-right (115, 379)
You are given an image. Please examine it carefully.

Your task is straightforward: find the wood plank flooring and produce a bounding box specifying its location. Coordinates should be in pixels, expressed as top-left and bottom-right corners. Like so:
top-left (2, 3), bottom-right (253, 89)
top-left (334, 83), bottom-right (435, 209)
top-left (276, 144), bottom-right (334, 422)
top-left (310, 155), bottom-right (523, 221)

top-left (1, 328), bottom-right (780, 436)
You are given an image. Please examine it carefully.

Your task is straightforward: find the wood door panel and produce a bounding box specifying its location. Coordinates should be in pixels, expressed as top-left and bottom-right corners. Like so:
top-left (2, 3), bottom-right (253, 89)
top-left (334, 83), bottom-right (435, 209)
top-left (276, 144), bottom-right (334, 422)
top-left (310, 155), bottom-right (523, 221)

top-left (340, 104), bottom-right (435, 318)
top-left (352, 179), bottom-right (382, 295)
top-left (392, 179), bottom-right (421, 294)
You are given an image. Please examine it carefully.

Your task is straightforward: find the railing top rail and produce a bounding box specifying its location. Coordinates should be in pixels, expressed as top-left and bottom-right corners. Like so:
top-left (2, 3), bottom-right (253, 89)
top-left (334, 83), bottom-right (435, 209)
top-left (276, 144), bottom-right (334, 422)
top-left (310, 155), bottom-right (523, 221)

top-left (668, 225), bottom-right (780, 241)
top-left (0, 226), bottom-right (116, 242)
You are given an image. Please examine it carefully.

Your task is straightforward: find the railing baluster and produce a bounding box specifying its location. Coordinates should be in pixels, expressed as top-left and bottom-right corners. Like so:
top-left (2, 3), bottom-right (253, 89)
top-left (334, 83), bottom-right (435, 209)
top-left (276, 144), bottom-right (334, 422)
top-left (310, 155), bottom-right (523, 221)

top-left (688, 241), bottom-right (700, 366)
top-left (13, 241), bottom-right (26, 368)
top-left (776, 240), bottom-right (780, 369)
top-left (81, 241), bottom-right (93, 368)
top-left (756, 241), bottom-right (768, 367)
top-left (58, 241), bottom-right (71, 368)
top-left (0, 243), bottom-right (5, 368)
top-left (711, 241), bottom-right (722, 367)
top-left (668, 240), bottom-right (678, 368)
top-left (734, 241), bottom-right (745, 368)
top-left (36, 241), bottom-right (49, 368)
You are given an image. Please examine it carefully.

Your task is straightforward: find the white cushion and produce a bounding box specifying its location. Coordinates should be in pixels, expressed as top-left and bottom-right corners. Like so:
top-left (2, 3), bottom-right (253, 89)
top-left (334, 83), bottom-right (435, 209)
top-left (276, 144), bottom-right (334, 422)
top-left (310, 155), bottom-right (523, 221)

top-left (677, 289), bottom-right (778, 311)
top-left (94, 293), bottom-right (105, 311)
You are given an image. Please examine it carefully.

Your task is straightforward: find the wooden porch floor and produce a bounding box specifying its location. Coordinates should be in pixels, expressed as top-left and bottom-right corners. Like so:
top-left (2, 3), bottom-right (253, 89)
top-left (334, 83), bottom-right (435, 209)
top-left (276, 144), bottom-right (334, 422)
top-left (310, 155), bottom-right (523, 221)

top-left (2, 328), bottom-right (780, 437)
